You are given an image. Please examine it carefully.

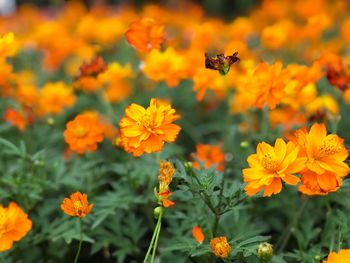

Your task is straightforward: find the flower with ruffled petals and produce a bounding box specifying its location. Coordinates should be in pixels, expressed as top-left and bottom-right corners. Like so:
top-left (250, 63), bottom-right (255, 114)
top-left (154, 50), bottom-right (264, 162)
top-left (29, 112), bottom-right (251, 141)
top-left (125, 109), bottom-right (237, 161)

top-left (192, 144), bottom-right (225, 172)
top-left (210, 236), bottom-right (231, 259)
top-left (60, 192), bottom-right (93, 218)
top-left (119, 98), bottom-right (181, 157)
top-left (64, 113), bottom-right (104, 154)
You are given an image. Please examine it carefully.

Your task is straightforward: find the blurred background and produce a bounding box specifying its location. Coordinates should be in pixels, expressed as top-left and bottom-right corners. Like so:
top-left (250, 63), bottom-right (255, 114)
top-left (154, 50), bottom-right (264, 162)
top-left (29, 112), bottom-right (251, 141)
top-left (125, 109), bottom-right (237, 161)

top-left (3, 0), bottom-right (259, 20)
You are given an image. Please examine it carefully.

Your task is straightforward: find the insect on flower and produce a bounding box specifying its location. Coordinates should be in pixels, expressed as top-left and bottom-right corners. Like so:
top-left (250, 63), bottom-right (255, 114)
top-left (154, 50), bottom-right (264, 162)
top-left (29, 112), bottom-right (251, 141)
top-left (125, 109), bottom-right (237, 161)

top-left (205, 52), bottom-right (240, 75)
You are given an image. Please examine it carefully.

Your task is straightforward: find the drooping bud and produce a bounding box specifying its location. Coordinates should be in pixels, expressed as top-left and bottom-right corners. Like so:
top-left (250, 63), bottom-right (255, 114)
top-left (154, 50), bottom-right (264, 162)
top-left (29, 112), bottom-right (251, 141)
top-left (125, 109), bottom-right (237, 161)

top-left (257, 242), bottom-right (273, 262)
top-left (153, 206), bottom-right (163, 219)
top-left (205, 52), bottom-right (240, 75)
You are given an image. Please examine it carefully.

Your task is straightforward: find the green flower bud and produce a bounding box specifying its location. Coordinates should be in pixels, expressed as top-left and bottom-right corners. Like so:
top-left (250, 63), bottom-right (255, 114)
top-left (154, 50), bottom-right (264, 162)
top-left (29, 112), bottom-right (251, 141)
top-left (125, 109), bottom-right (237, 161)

top-left (240, 141), bottom-right (249, 149)
top-left (154, 206), bottom-right (163, 219)
top-left (257, 242), bottom-right (273, 262)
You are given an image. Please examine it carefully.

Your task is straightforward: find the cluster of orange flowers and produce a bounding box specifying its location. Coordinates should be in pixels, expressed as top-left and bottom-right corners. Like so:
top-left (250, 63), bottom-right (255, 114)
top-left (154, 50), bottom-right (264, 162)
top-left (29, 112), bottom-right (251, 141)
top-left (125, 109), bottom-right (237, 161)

top-left (243, 123), bottom-right (349, 196)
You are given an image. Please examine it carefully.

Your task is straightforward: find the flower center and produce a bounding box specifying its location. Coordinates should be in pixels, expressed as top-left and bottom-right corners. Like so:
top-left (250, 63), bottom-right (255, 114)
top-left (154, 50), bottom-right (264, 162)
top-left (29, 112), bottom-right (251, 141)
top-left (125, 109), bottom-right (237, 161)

top-left (261, 153), bottom-right (279, 172)
top-left (73, 200), bottom-right (83, 215)
top-left (74, 126), bottom-right (87, 137)
top-left (317, 137), bottom-right (342, 159)
top-left (139, 113), bottom-right (153, 129)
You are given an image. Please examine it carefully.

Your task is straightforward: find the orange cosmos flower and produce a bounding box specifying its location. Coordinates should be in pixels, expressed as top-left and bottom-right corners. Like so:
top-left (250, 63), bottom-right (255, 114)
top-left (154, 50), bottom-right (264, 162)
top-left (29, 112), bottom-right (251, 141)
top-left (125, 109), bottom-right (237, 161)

top-left (15, 85), bottom-right (38, 108)
top-left (192, 144), bottom-right (225, 172)
top-left (4, 108), bottom-right (27, 132)
top-left (192, 226), bottom-right (205, 244)
top-left (210, 236), bottom-right (231, 259)
top-left (119, 98), bottom-right (181, 157)
top-left (37, 82), bottom-right (76, 116)
top-left (0, 202), bottom-right (32, 252)
top-left (192, 68), bottom-right (226, 101)
top-left (293, 123), bottom-right (349, 177)
top-left (64, 113), bottom-right (104, 155)
top-left (125, 17), bottom-right (165, 53)
top-left (299, 170), bottom-right (342, 195)
top-left (243, 139), bottom-right (306, 197)
top-left (245, 61), bottom-right (290, 110)
top-left (60, 192), bottom-right (93, 218)
top-left (323, 249), bottom-right (350, 263)
top-left (142, 48), bottom-right (186, 87)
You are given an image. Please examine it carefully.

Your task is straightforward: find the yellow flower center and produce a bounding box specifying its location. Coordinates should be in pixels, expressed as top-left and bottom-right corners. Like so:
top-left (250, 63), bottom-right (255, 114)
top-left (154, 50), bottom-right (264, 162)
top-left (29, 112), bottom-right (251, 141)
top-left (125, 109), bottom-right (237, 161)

top-left (261, 153), bottom-right (280, 172)
top-left (73, 200), bottom-right (83, 215)
top-left (317, 137), bottom-right (342, 159)
top-left (139, 113), bottom-right (153, 130)
top-left (74, 126), bottom-right (87, 137)
top-left (0, 208), bottom-right (7, 238)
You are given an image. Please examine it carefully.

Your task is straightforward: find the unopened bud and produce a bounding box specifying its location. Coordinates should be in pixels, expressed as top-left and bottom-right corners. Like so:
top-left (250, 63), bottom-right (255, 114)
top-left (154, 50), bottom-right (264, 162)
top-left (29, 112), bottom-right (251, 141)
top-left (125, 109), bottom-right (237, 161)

top-left (314, 255), bottom-right (321, 261)
top-left (47, 117), bottom-right (54, 125)
top-left (240, 141), bottom-right (249, 149)
top-left (154, 206), bottom-right (163, 219)
top-left (257, 242), bottom-right (273, 262)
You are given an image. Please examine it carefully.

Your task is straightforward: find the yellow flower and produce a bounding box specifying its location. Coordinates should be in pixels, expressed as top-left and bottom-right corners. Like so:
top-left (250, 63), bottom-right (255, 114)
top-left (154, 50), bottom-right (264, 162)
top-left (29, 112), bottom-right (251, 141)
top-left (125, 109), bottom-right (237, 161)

top-left (243, 139), bottom-right (306, 196)
top-left (0, 32), bottom-right (19, 58)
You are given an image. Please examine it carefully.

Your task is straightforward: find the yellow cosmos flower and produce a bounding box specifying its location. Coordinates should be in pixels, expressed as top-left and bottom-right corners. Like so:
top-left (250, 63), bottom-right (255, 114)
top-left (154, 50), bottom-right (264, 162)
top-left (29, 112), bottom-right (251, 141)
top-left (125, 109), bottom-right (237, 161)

top-left (323, 249), bottom-right (350, 263)
top-left (243, 139), bottom-right (306, 196)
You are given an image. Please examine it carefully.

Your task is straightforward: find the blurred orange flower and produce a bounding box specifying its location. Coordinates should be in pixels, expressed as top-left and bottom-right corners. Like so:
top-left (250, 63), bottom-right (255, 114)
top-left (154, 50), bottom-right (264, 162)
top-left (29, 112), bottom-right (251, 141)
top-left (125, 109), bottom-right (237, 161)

top-left (4, 108), bottom-right (27, 132)
top-left (64, 113), bottom-right (104, 154)
top-left (192, 144), bottom-right (225, 172)
top-left (142, 48), bottom-right (186, 87)
top-left (0, 202), bottom-right (32, 252)
top-left (192, 226), bottom-right (205, 244)
top-left (323, 249), bottom-right (350, 263)
top-left (243, 139), bottom-right (306, 196)
top-left (119, 98), bottom-right (181, 157)
top-left (16, 85), bottom-right (38, 108)
top-left (37, 82), bottom-right (76, 116)
top-left (0, 32), bottom-right (19, 58)
top-left (60, 192), bottom-right (93, 218)
top-left (125, 17), bottom-right (165, 53)
top-left (210, 236), bottom-right (231, 259)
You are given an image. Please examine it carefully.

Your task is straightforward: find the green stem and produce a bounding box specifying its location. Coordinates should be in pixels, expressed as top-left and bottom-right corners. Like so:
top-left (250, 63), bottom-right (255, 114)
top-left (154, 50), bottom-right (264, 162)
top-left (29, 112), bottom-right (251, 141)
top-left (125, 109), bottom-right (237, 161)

top-left (261, 105), bottom-right (270, 138)
top-left (143, 211), bottom-right (163, 263)
top-left (150, 215), bottom-right (162, 263)
top-left (73, 220), bottom-right (83, 263)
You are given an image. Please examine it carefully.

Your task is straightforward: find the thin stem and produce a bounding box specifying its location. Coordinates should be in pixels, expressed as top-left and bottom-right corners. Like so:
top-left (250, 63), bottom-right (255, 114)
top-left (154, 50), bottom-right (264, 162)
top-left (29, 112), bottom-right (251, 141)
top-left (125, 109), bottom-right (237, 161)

top-left (143, 211), bottom-right (163, 263)
top-left (73, 220), bottom-right (83, 263)
top-left (276, 197), bottom-right (308, 252)
top-left (150, 215), bottom-right (162, 263)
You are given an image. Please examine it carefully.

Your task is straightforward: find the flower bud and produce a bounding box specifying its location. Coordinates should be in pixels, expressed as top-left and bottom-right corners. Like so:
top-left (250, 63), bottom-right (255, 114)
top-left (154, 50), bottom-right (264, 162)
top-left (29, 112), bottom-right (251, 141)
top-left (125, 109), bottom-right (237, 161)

top-left (153, 206), bottom-right (163, 219)
top-left (257, 242), bottom-right (273, 262)
top-left (47, 117), bottom-right (55, 125)
top-left (240, 141), bottom-right (249, 149)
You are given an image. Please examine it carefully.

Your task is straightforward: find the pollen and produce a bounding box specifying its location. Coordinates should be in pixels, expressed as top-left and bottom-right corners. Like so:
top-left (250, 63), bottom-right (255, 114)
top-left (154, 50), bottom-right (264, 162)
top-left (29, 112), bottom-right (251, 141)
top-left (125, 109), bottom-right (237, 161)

top-left (261, 153), bottom-right (279, 171)
top-left (317, 137), bottom-right (342, 159)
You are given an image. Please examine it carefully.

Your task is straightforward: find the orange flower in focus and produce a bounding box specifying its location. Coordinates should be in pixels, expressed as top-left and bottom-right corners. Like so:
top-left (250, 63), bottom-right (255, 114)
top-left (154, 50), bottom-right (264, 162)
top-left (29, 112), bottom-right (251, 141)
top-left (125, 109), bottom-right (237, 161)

top-left (64, 113), bottom-right (104, 154)
top-left (243, 139), bottom-right (306, 197)
top-left (60, 192), bottom-right (93, 218)
top-left (192, 226), bottom-right (205, 244)
top-left (323, 249), bottom-right (350, 263)
top-left (0, 202), bottom-right (32, 252)
top-left (142, 48), bottom-right (186, 87)
top-left (158, 190), bottom-right (175, 208)
top-left (192, 144), bottom-right (225, 172)
top-left (125, 17), bottom-right (165, 53)
top-left (119, 98), bottom-right (181, 157)
top-left (210, 236), bottom-right (231, 259)
top-left (299, 170), bottom-right (342, 195)
top-left (37, 82), bottom-right (76, 116)
top-left (4, 108), bottom-right (27, 131)
top-left (293, 123), bottom-right (349, 177)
